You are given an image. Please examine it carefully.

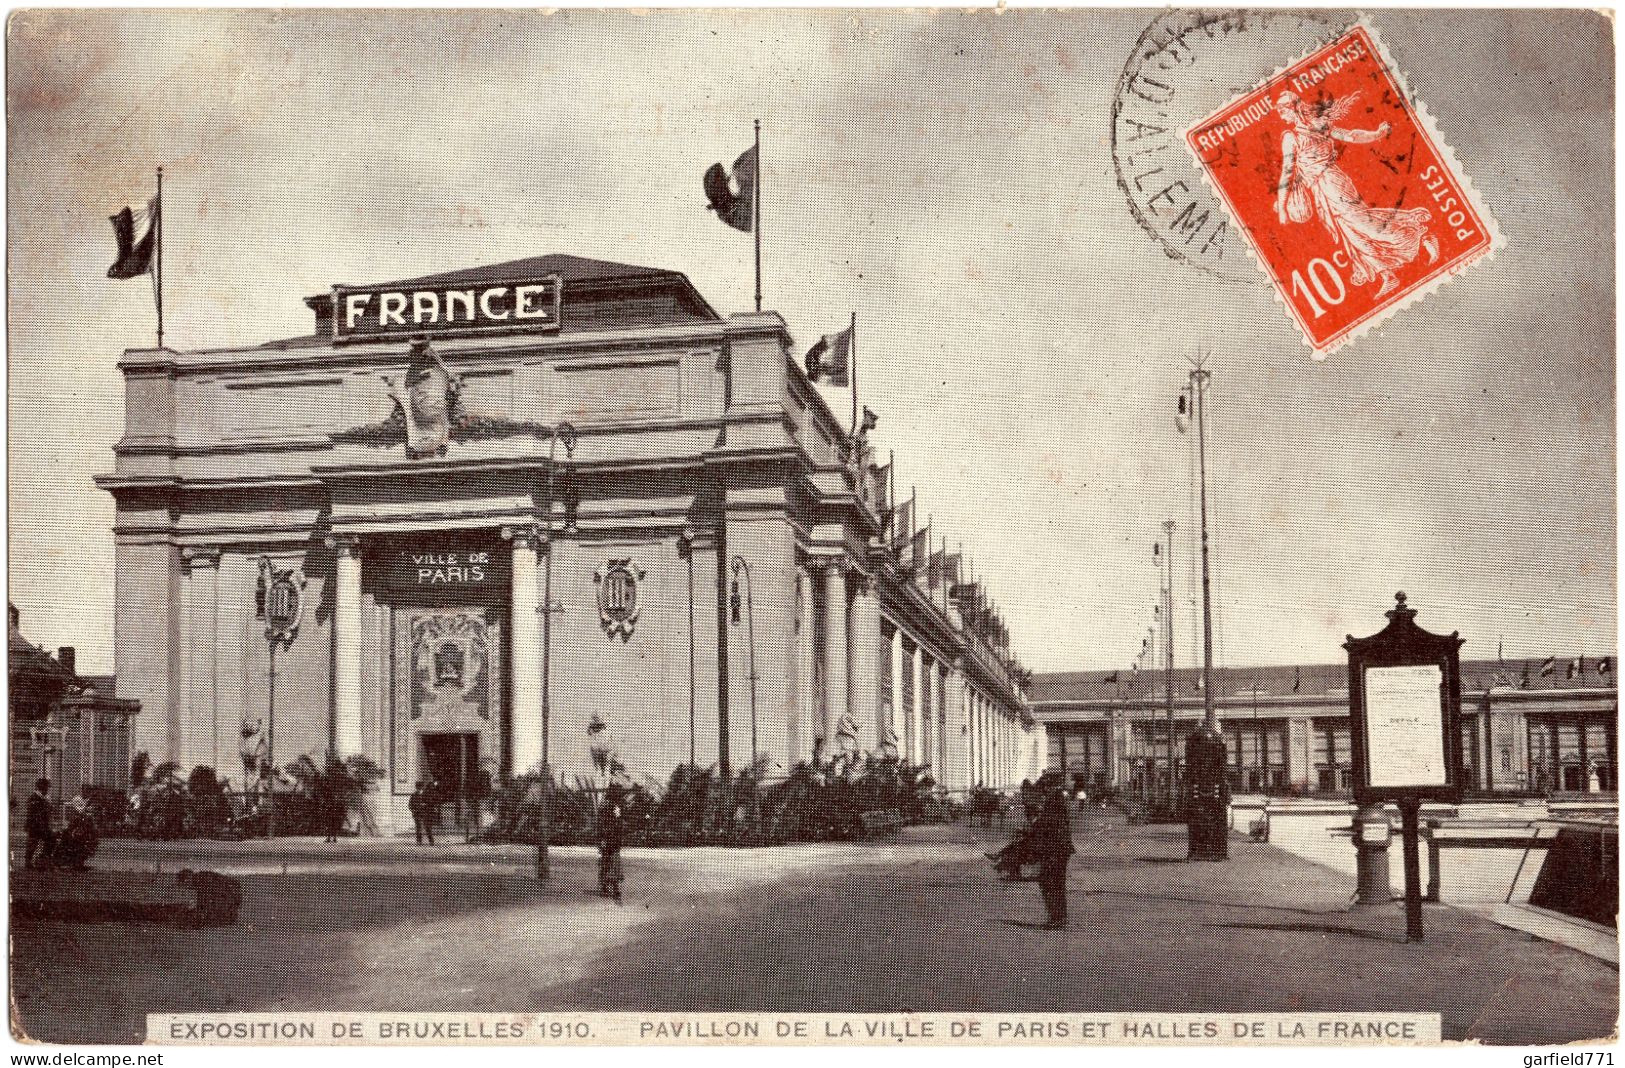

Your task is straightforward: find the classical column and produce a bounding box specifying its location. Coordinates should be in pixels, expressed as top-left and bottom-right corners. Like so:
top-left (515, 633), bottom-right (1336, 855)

top-left (849, 570), bottom-right (881, 752)
top-left (904, 642), bottom-right (920, 763)
top-left (794, 568), bottom-right (813, 761)
top-left (821, 562), bottom-right (849, 747)
top-left (179, 546), bottom-right (220, 771)
top-left (504, 525), bottom-right (543, 775)
top-left (328, 535), bottom-right (363, 758)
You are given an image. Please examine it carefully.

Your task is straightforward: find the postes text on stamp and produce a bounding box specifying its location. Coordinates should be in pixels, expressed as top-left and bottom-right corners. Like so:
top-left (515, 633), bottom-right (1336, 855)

top-left (1184, 23), bottom-right (1503, 357)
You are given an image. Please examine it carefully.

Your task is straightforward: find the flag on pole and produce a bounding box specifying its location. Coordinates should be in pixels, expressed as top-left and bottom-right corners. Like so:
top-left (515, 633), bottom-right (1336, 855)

top-left (1175, 392), bottom-right (1190, 434)
top-left (909, 524), bottom-right (929, 572)
top-left (1293, 665), bottom-right (1301, 693)
top-left (805, 324), bottom-right (852, 387)
top-left (108, 197), bottom-right (159, 279)
top-left (1540, 656), bottom-right (1556, 678)
top-left (1600, 656), bottom-right (1612, 678)
top-left (870, 459), bottom-right (891, 514)
top-left (1567, 657), bottom-right (1581, 680)
top-left (890, 495), bottom-right (914, 550)
top-left (703, 145), bottom-right (757, 232)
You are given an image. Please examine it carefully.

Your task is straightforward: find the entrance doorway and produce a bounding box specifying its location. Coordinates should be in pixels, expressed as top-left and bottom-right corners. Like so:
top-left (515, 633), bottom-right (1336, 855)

top-left (420, 732), bottom-right (480, 830)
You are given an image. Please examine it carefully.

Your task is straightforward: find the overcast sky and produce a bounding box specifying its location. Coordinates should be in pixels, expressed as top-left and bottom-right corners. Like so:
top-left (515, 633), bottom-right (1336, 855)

top-left (7, 8), bottom-right (1615, 677)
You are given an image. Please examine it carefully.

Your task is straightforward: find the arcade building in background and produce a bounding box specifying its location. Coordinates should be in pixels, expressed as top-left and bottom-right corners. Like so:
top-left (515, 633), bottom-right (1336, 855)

top-left (1034, 657), bottom-right (1618, 800)
top-left (97, 254), bottom-right (1040, 832)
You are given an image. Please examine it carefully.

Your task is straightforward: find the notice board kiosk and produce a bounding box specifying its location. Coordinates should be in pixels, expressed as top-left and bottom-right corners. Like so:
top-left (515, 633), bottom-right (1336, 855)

top-left (1343, 592), bottom-right (1464, 942)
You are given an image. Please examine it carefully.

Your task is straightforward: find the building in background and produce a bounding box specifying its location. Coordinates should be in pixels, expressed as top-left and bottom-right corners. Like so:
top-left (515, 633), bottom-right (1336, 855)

top-left (1032, 657), bottom-right (1617, 799)
top-left (96, 254), bottom-right (1038, 833)
top-left (8, 604), bottom-right (140, 813)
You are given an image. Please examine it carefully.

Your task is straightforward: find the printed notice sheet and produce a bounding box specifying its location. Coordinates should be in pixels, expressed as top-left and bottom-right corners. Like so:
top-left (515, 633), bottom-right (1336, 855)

top-left (1363, 664), bottom-right (1446, 788)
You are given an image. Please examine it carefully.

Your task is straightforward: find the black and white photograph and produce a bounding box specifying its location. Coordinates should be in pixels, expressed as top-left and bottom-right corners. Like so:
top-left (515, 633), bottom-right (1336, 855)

top-left (5, 6), bottom-right (1617, 1056)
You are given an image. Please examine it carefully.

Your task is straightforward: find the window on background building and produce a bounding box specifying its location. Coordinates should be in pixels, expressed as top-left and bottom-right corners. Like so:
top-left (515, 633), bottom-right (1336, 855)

top-left (1460, 717), bottom-right (1480, 790)
top-left (1312, 720), bottom-right (1351, 794)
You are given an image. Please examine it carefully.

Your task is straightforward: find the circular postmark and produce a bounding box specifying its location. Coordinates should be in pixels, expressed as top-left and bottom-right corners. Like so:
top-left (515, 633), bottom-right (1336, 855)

top-left (1113, 9), bottom-right (1341, 282)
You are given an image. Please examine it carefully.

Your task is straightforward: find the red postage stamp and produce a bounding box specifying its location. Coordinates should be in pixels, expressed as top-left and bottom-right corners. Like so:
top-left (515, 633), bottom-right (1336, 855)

top-left (1185, 23), bottom-right (1503, 357)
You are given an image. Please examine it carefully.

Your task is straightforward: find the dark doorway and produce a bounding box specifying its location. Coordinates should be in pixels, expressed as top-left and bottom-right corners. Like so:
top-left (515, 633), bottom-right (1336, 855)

top-left (420, 732), bottom-right (480, 830)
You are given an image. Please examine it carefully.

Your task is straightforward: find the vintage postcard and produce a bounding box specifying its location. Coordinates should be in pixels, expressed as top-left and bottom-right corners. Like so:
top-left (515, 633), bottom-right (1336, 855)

top-left (5, 6), bottom-right (1617, 1061)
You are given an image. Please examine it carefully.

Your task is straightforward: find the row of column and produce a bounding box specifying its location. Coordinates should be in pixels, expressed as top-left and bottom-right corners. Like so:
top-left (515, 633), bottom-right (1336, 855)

top-left (327, 527), bottom-right (547, 773)
top-left (966, 684), bottom-right (1030, 788)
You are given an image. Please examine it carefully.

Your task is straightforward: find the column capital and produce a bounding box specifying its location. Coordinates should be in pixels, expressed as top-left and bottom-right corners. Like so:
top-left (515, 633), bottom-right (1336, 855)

top-left (808, 556), bottom-right (842, 578)
top-left (325, 534), bottom-right (361, 558)
top-left (502, 523), bottom-right (544, 551)
top-left (180, 545), bottom-right (220, 569)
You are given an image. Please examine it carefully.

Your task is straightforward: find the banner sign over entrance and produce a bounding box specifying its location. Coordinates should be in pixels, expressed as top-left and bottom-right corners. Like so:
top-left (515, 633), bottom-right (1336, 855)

top-left (332, 274), bottom-right (562, 342)
top-left (386, 549), bottom-right (507, 594)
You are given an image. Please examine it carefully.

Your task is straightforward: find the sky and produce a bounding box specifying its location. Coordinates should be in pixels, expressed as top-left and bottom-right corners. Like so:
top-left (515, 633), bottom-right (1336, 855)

top-left (5, 8), bottom-right (1616, 677)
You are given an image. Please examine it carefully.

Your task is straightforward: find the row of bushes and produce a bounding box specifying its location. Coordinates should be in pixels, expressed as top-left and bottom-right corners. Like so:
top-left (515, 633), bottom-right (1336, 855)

top-left (482, 754), bottom-right (956, 847)
top-left (93, 750), bottom-right (957, 846)
top-left (89, 753), bottom-right (383, 840)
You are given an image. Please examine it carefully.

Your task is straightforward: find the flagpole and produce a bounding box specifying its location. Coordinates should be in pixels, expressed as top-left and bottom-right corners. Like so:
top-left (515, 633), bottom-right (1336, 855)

top-left (155, 166), bottom-right (164, 348)
top-left (850, 311), bottom-right (858, 440)
top-left (753, 119), bottom-right (762, 314)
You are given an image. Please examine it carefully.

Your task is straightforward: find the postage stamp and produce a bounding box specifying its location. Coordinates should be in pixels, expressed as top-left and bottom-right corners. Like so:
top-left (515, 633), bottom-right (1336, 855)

top-left (1112, 9), bottom-right (1340, 282)
top-left (1184, 22), bottom-right (1504, 357)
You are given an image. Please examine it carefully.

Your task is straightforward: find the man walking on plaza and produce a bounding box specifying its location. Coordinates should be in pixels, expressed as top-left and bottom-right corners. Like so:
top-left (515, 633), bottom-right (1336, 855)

top-left (409, 781), bottom-right (435, 845)
top-left (1030, 772), bottom-right (1075, 929)
top-left (25, 777), bottom-right (54, 869)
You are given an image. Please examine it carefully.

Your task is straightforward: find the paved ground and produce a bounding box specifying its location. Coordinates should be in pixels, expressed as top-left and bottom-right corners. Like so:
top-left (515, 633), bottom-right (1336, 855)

top-left (10, 811), bottom-right (1617, 1045)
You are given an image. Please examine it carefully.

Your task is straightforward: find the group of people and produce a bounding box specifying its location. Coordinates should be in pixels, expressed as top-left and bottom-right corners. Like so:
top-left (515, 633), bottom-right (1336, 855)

top-left (24, 777), bottom-right (100, 871)
top-left (985, 771), bottom-right (1075, 929)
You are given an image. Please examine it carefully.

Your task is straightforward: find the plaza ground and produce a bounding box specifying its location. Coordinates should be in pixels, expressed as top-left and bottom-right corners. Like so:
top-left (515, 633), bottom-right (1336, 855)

top-left (10, 810), bottom-right (1617, 1045)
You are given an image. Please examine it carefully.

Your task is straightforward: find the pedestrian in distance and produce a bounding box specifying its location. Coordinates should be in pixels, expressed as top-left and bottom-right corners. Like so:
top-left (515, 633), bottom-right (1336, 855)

top-left (598, 780), bottom-right (627, 903)
top-left (1030, 772), bottom-right (1075, 929)
top-left (408, 781), bottom-right (436, 846)
top-left (25, 777), bottom-right (54, 869)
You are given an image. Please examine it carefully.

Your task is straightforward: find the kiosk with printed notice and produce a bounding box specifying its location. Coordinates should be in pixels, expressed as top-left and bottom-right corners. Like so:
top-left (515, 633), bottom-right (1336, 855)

top-left (1343, 592), bottom-right (1465, 942)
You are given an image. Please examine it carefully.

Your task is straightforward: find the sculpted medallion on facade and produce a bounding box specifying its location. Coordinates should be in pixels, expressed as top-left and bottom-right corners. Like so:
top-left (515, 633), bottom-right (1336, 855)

top-left (594, 559), bottom-right (645, 642)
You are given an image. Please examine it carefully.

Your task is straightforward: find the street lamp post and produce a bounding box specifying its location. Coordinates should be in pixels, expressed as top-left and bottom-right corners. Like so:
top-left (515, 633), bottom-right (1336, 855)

top-left (679, 528), bottom-right (697, 767)
top-left (1161, 519), bottom-right (1176, 813)
top-left (1183, 359), bottom-right (1229, 861)
top-left (730, 556), bottom-right (759, 768)
top-left (535, 421), bottom-right (576, 881)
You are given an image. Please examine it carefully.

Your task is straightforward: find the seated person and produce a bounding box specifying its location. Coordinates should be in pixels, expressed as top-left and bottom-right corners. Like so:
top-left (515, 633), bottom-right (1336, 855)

top-left (985, 825), bottom-right (1038, 881)
top-left (55, 790), bottom-right (100, 870)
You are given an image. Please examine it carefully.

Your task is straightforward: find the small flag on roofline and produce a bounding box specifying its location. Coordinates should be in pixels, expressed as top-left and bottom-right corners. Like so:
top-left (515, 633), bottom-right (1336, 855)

top-left (806, 324), bottom-right (853, 387)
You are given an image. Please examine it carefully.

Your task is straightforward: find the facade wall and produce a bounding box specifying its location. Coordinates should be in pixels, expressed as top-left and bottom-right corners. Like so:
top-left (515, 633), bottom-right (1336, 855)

top-left (100, 263), bottom-right (1036, 832)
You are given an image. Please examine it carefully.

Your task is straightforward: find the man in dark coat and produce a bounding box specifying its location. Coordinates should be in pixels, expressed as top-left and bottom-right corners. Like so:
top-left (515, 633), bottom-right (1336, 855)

top-left (408, 781), bottom-right (435, 846)
top-left (1029, 773), bottom-right (1075, 929)
top-left (597, 781), bottom-right (626, 903)
top-left (25, 777), bottom-right (54, 869)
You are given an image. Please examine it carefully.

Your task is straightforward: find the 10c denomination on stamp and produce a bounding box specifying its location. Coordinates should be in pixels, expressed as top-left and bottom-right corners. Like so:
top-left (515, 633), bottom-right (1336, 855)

top-left (1185, 23), bottom-right (1504, 357)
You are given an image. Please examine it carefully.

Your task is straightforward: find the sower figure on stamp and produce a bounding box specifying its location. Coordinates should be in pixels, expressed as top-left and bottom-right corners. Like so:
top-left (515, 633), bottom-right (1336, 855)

top-left (1029, 771), bottom-right (1075, 929)
top-left (1273, 90), bottom-right (1439, 298)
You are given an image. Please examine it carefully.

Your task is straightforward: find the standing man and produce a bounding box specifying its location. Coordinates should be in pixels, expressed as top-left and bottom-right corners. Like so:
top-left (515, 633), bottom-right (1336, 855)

top-left (25, 777), bottom-right (54, 869)
top-left (597, 779), bottom-right (627, 903)
top-left (409, 781), bottom-right (435, 846)
top-left (1030, 772), bottom-right (1075, 930)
